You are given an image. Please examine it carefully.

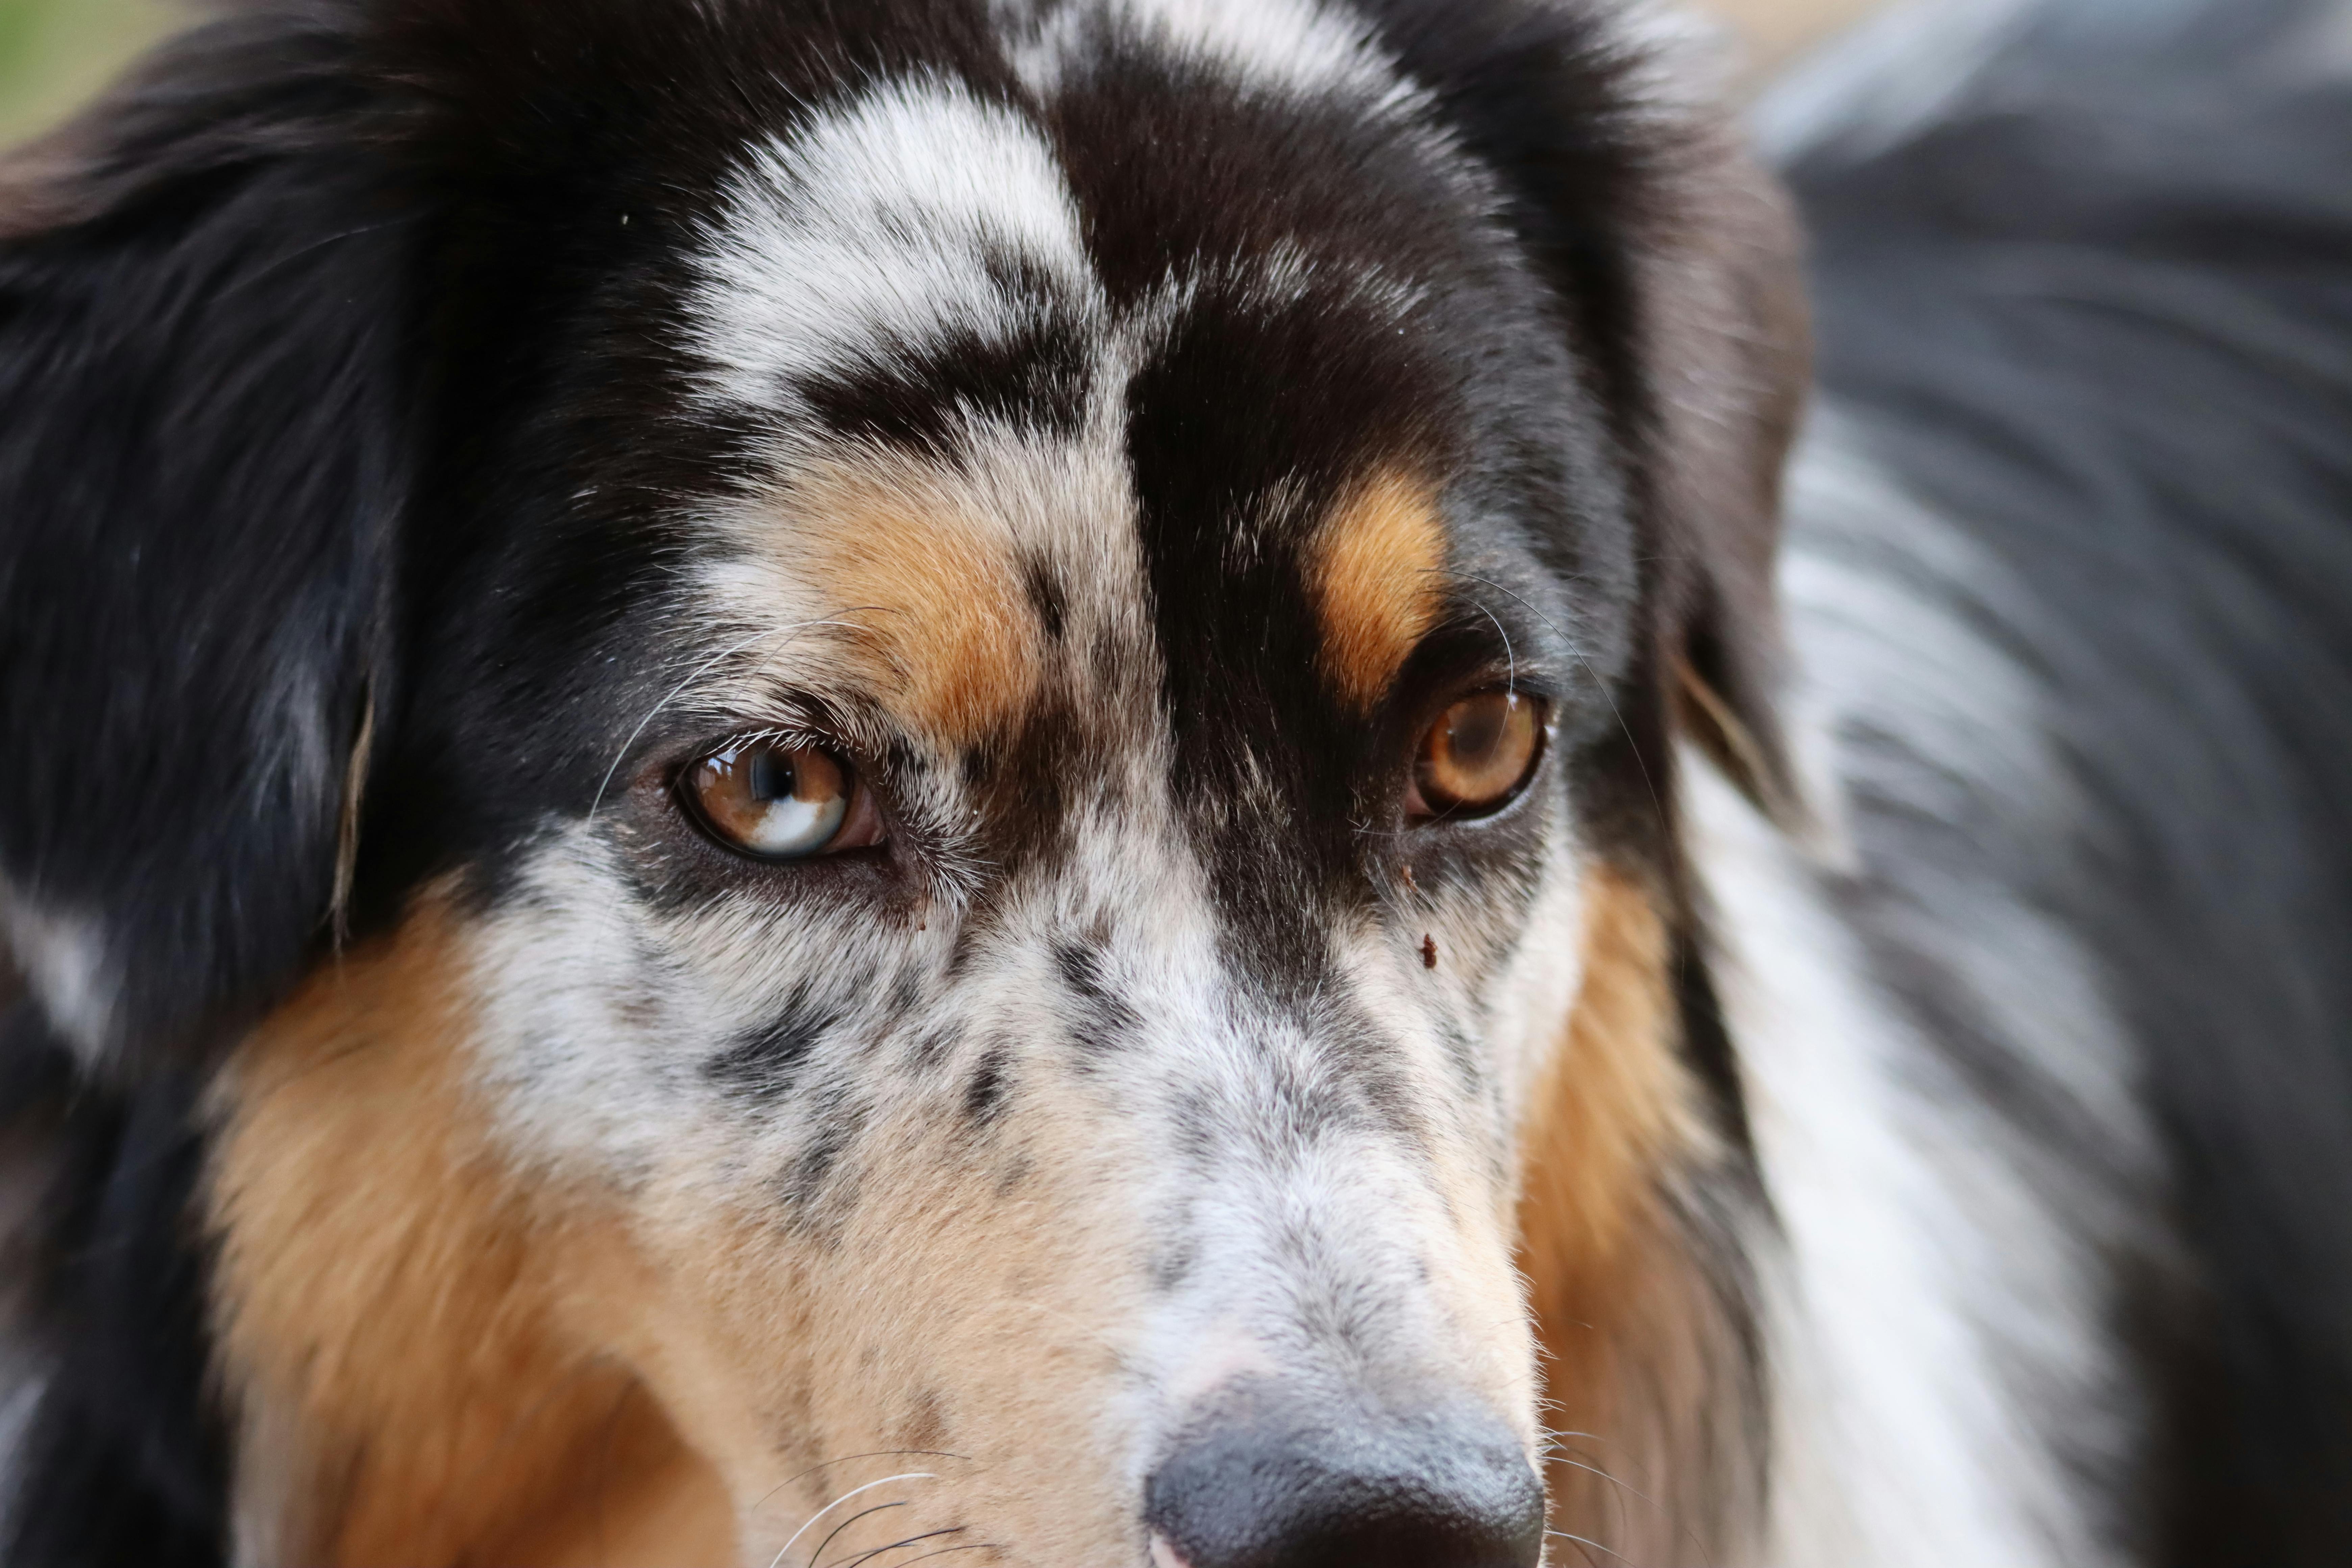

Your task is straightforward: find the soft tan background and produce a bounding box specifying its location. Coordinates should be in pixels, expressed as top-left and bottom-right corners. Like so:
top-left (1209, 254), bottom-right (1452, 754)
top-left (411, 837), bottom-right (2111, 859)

top-left (0, 0), bottom-right (1887, 144)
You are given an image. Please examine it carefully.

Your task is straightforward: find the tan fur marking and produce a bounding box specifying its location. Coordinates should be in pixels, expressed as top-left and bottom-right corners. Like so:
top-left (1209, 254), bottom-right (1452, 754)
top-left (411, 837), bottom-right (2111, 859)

top-left (503, 1388), bottom-right (740, 1568)
top-left (1673, 651), bottom-right (1795, 824)
top-left (1518, 870), bottom-right (1695, 1268)
top-left (784, 456), bottom-right (1044, 741)
top-left (1308, 470), bottom-right (1447, 708)
top-left (1517, 868), bottom-right (1752, 1563)
top-left (207, 898), bottom-right (737, 1566)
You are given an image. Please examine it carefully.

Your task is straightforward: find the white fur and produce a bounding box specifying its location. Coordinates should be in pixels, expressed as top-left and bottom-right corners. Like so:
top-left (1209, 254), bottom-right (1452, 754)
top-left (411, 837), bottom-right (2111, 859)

top-left (464, 738), bottom-right (1557, 1510)
top-left (1692, 420), bottom-right (2153, 1568)
top-left (1697, 764), bottom-right (2111, 1568)
top-left (687, 75), bottom-right (1099, 425)
top-left (0, 890), bottom-right (113, 1065)
top-left (1002, 0), bottom-right (1422, 118)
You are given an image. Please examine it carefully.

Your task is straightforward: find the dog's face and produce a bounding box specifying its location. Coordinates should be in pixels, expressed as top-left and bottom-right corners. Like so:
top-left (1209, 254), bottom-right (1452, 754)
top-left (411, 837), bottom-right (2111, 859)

top-left (0, 1), bottom-right (1805, 1562)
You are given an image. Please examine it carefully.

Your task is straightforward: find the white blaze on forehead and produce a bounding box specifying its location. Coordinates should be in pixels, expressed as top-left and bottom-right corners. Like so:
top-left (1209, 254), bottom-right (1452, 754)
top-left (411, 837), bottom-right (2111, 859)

top-left (687, 75), bottom-right (1099, 420)
top-left (1003, 0), bottom-right (1424, 116)
top-left (679, 73), bottom-right (1158, 746)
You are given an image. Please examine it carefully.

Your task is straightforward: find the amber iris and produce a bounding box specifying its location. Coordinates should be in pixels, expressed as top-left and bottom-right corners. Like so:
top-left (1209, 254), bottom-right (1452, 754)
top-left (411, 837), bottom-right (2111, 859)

top-left (1412, 690), bottom-right (1544, 817)
top-left (683, 739), bottom-right (861, 859)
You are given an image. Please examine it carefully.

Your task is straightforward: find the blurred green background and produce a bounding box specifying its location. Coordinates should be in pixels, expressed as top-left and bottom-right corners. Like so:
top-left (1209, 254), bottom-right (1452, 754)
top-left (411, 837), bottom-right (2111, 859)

top-left (0, 0), bottom-right (170, 145)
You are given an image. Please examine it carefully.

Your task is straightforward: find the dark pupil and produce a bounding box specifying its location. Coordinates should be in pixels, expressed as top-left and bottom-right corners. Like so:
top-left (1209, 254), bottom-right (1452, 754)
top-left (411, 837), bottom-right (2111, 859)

top-left (746, 747), bottom-right (795, 802)
top-left (1451, 699), bottom-right (1507, 762)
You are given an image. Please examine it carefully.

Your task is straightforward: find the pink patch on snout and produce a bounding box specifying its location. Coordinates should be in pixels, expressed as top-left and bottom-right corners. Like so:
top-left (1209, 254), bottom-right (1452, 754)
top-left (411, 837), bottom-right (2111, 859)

top-left (1149, 1534), bottom-right (1192, 1568)
top-left (1166, 1324), bottom-right (1282, 1408)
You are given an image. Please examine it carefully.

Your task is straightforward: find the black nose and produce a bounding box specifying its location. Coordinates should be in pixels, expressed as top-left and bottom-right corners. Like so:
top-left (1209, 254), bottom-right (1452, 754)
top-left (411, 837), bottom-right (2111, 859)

top-left (1144, 1393), bottom-right (1544, 1568)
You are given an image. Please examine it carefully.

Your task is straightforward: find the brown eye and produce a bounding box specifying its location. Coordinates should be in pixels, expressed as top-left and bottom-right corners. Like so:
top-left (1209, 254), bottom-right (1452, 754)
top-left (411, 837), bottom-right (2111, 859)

top-left (1407, 690), bottom-right (1545, 820)
top-left (681, 738), bottom-right (881, 860)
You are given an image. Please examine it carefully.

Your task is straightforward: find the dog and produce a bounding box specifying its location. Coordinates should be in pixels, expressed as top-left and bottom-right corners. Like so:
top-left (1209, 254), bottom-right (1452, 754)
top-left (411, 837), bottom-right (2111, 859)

top-left (5, 0), bottom-right (2351, 1562)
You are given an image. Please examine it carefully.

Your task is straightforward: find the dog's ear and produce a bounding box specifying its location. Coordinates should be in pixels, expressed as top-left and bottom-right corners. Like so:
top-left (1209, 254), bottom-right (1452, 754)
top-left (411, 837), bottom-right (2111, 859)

top-left (0, 14), bottom-right (411, 1075)
top-left (1636, 123), bottom-right (1811, 822)
top-left (1369, 1), bottom-right (1812, 817)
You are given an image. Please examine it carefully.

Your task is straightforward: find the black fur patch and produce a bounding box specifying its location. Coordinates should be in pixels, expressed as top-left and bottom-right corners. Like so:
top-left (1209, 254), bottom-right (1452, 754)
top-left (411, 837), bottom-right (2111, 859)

top-left (704, 987), bottom-right (842, 1101)
top-left (0, 1009), bottom-right (226, 1566)
top-left (1053, 938), bottom-right (1139, 1057)
top-left (1021, 553), bottom-right (1070, 643)
top-left (963, 1042), bottom-right (1015, 1126)
top-left (797, 313), bottom-right (1093, 456)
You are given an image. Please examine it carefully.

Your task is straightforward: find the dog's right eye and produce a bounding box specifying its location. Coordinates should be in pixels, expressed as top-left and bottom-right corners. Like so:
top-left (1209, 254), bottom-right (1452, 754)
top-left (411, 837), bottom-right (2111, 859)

top-left (680, 738), bottom-right (882, 860)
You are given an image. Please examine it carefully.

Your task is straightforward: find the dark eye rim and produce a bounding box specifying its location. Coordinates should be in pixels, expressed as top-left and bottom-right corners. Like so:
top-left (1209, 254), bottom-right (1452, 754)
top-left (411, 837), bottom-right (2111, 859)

top-left (1405, 685), bottom-right (1552, 827)
top-left (671, 732), bottom-right (878, 863)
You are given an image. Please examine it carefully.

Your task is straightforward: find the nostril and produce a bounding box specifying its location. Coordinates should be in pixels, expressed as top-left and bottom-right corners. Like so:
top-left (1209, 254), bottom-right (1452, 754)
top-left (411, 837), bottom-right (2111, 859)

top-left (1144, 1397), bottom-right (1544, 1568)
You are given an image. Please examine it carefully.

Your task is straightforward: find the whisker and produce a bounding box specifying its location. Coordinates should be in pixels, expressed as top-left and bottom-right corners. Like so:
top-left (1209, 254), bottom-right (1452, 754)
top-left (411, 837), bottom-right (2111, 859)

top-left (1546, 1448), bottom-right (1642, 1548)
top-left (896, 1545), bottom-right (997, 1567)
top-left (1474, 598), bottom-right (1519, 702)
top-left (1547, 1527), bottom-right (1633, 1565)
top-left (830, 1526), bottom-right (967, 1568)
top-left (1548, 1445), bottom-right (1718, 1568)
top-left (747, 1451), bottom-right (969, 1517)
top-left (589, 625), bottom-right (789, 823)
top-left (767, 1474), bottom-right (939, 1568)
top-left (1550, 1453), bottom-right (1655, 1505)
top-left (804, 1500), bottom-right (907, 1568)
top-left (1552, 1531), bottom-right (1604, 1568)
top-left (223, 220), bottom-right (405, 297)
top-left (734, 604), bottom-right (895, 697)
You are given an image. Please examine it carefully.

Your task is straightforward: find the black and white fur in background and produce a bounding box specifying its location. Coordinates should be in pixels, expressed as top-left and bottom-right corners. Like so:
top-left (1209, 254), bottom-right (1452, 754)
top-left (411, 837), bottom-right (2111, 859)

top-left (3, 0), bottom-right (2352, 1563)
top-left (1738, 0), bottom-right (2352, 1560)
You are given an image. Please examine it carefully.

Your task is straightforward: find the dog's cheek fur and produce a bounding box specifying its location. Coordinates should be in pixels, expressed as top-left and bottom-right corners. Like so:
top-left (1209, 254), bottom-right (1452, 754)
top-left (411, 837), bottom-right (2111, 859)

top-left (1514, 866), bottom-right (1763, 1564)
top-left (201, 911), bottom-right (1142, 1565)
top-left (203, 893), bottom-right (737, 1567)
top-left (621, 1079), bottom-right (1162, 1564)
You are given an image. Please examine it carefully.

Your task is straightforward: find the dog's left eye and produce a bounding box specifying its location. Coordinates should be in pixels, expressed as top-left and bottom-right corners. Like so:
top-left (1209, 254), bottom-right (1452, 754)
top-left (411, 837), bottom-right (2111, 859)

top-left (680, 738), bottom-right (882, 859)
top-left (1406, 690), bottom-right (1546, 821)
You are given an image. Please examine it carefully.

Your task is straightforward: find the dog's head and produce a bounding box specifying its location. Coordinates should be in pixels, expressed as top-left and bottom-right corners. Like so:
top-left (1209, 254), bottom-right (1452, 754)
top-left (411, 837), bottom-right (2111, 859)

top-left (0, 1), bottom-right (1804, 1562)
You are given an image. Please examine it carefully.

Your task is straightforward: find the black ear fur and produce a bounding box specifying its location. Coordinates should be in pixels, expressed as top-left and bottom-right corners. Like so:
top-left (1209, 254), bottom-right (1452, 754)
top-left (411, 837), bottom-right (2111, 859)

top-left (1363, 0), bottom-right (1812, 817)
top-left (0, 9), bottom-right (410, 1074)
